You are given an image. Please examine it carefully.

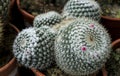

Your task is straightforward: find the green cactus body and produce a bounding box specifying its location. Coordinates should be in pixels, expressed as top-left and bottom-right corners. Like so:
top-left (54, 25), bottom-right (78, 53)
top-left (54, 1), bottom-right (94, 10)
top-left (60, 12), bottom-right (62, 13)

top-left (33, 11), bottom-right (62, 28)
top-left (0, 0), bottom-right (10, 21)
top-left (62, 0), bottom-right (101, 21)
top-left (13, 26), bottom-right (56, 70)
top-left (55, 18), bottom-right (111, 75)
top-left (0, 19), bottom-right (3, 47)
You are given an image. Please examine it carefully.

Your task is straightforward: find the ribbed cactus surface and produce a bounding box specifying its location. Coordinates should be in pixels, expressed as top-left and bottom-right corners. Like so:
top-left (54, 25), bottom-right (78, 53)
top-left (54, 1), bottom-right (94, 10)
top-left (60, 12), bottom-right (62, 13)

top-left (55, 17), bottom-right (111, 75)
top-left (62, 0), bottom-right (101, 21)
top-left (0, 0), bottom-right (10, 21)
top-left (13, 26), bottom-right (56, 70)
top-left (33, 11), bottom-right (62, 28)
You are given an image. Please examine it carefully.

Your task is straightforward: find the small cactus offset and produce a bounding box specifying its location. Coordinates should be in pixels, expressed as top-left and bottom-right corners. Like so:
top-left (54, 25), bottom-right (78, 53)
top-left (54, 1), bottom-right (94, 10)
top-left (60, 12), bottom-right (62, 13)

top-left (33, 11), bottom-right (62, 28)
top-left (13, 26), bottom-right (56, 70)
top-left (62, 0), bottom-right (101, 21)
top-left (55, 18), bottom-right (111, 75)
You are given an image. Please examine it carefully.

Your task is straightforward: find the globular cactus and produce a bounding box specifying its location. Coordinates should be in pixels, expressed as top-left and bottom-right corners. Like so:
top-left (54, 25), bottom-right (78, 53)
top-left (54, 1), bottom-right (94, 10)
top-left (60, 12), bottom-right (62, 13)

top-left (33, 11), bottom-right (62, 28)
top-left (55, 17), bottom-right (111, 75)
top-left (13, 26), bottom-right (56, 70)
top-left (62, 0), bottom-right (101, 21)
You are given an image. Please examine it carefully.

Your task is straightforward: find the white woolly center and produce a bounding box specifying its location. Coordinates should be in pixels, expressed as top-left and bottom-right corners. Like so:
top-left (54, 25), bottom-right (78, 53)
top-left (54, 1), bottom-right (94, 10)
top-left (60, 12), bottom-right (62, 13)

top-left (85, 34), bottom-right (95, 46)
top-left (20, 39), bottom-right (27, 48)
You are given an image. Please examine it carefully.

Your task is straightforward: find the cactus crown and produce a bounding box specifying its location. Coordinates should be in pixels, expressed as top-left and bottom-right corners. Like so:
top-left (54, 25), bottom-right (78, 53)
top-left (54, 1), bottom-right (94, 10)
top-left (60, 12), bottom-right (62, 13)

top-left (33, 11), bottom-right (62, 28)
top-left (13, 26), bottom-right (56, 70)
top-left (62, 0), bottom-right (101, 21)
top-left (55, 17), bottom-right (111, 75)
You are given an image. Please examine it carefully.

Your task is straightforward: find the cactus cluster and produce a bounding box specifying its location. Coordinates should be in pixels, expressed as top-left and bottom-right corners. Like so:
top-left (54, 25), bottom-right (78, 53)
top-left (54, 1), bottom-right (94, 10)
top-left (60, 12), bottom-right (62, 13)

top-left (33, 11), bottom-right (62, 28)
top-left (62, 0), bottom-right (101, 21)
top-left (55, 18), bottom-right (111, 75)
top-left (13, 26), bottom-right (56, 70)
top-left (12, 0), bottom-right (112, 75)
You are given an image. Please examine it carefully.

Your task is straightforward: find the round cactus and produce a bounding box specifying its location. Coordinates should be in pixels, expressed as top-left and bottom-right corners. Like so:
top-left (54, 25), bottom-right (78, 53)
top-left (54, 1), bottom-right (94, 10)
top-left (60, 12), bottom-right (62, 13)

top-left (13, 26), bottom-right (56, 70)
top-left (62, 0), bottom-right (101, 21)
top-left (33, 11), bottom-right (62, 28)
top-left (55, 18), bottom-right (111, 75)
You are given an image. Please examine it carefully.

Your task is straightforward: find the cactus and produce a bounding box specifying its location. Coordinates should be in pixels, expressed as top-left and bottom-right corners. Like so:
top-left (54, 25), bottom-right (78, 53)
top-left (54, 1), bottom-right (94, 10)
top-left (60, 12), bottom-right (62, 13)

top-left (55, 17), bottom-right (111, 75)
top-left (96, 0), bottom-right (120, 18)
top-left (62, 0), bottom-right (101, 21)
top-left (106, 47), bottom-right (120, 76)
top-left (33, 11), bottom-right (62, 28)
top-left (13, 26), bottom-right (56, 70)
top-left (0, 0), bottom-right (10, 21)
top-left (0, 19), bottom-right (3, 48)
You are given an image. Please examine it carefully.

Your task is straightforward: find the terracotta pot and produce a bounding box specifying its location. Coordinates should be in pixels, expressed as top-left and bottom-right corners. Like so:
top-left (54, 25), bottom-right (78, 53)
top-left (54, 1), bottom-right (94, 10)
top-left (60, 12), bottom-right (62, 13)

top-left (111, 39), bottom-right (120, 49)
top-left (16, 0), bottom-right (34, 24)
top-left (0, 23), bottom-right (20, 76)
top-left (31, 68), bottom-right (45, 76)
top-left (0, 58), bottom-right (18, 76)
top-left (101, 66), bottom-right (108, 76)
top-left (101, 16), bottom-right (120, 41)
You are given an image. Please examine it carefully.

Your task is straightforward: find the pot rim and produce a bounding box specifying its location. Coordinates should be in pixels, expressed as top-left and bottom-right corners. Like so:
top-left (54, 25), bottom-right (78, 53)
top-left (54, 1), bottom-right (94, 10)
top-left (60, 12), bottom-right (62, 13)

top-left (0, 58), bottom-right (16, 71)
top-left (0, 23), bottom-right (19, 75)
top-left (16, 0), bottom-right (34, 24)
top-left (31, 68), bottom-right (45, 76)
top-left (102, 65), bottom-right (108, 76)
top-left (101, 16), bottom-right (120, 21)
top-left (111, 39), bottom-right (120, 47)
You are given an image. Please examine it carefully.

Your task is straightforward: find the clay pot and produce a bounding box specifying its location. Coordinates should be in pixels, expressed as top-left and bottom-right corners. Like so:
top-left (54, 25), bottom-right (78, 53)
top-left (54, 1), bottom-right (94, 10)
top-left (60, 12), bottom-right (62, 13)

top-left (31, 68), bottom-right (45, 76)
top-left (0, 23), bottom-right (20, 76)
top-left (111, 38), bottom-right (120, 49)
top-left (16, 0), bottom-right (34, 24)
top-left (101, 16), bottom-right (120, 41)
top-left (101, 66), bottom-right (108, 76)
top-left (0, 58), bottom-right (18, 76)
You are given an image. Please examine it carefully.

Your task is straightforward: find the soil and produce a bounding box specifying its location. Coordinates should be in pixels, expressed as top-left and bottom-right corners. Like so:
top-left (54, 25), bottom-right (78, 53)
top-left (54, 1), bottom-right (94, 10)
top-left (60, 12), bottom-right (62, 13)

top-left (0, 23), bottom-right (18, 68)
top-left (20, 0), bottom-right (63, 16)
